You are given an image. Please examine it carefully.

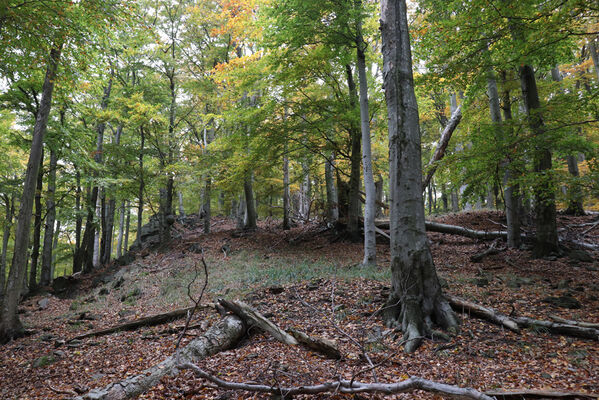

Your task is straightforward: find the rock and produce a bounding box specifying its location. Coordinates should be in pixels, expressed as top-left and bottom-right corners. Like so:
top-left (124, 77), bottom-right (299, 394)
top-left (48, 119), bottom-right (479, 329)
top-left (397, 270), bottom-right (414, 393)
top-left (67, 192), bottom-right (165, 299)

top-left (568, 249), bottom-right (594, 263)
top-left (507, 276), bottom-right (533, 289)
top-left (53, 350), bottom-right (66, 358)
top-left (52, 276), bottom-right (79, 299)
top-left (91, 373), bottom-right (105, 380)
top-left (78, 312), bottom-right (100, 321)
top-left (32, 355), bottom-right (55, 368)
top-left (557, 279), bottom-right (571, 290)
top-left (40, 333), bottom-right (57, 342)
top-left (112, 276), bottom-right (125, 289)
top-left (542, 295), bottom-right (582, 309)
top-left (98, 287), bottom-right (109, 296)
top-left (268, 286), bottom-right (285, 295)
top-left (37, 298), bottom-right (50, 310)
top-left (117, 252), bottom-right (136, 266)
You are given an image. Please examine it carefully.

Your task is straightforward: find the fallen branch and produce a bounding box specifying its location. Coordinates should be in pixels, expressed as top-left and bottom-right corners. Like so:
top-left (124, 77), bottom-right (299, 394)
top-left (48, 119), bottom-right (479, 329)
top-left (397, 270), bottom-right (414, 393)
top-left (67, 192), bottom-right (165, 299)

top-left (422, 105), bottom-right (462, 191)
top-left (446, 295), bottom-right (520, 333)
top-left (65, 304), bottom-right (214, 343)
top-left (470, 239), bottom-right (505, 262)
top-left (374, 219), bottom-right (507, 240)
top-left (549, 315), bottom-right (599, 329)
top-left (219, 299), bottom-right (298, 345)
top-left (447, 295), bottom-right (599, 340)
top-left (180, 362), bottom-right (494, 400)
top-left (79, 315), bottom-right (245, 400)
top-left (288, 328), bottom-right (342, 359)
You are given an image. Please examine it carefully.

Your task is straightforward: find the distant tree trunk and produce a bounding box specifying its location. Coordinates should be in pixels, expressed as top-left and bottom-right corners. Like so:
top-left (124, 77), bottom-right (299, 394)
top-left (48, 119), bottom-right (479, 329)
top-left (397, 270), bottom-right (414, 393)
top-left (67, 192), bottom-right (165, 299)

top-left (0, 43), bottom-right (62, 343)
top-left (451, 191), bottom-right (459, 212)
top-left (519, 64), bottom-right (559, 257)
top-left (356, 19), bottom-right (376, 266)
top-left (375, 175), bottom-right (384, 218)
top-left (124, 202), bottom-right (131, 252)
top-left (50, 220), bottom-right (60, 280)
top-left (93, 192), bottom-right (102, 268)
top-left (244, 175), bottom-right (257, 230)
top-left (101, 124), bottom-right (123, 265)
top-left (116, 201), bottom-right (125, 259)
top-left (40, 148), bottom-right (58, 286)
top-left (299, 163), bottom-right (311, 221)
top-left (500, 73), bottom-right (522, 248)
top-left (551, 67), bottom-right (585, 216)
top-left (137, 126), bottom-right (145, 244)
top-left (0, 194), bottom-right (15, 301)
top-left (235, 195), bottom-right (245, 230)
top-left (346, 64), bottom-right (362, 242)
top-left (589, 38), bottom-right (599, 81)
top-left (203, 179), bottom-right (211, 234)
top-left (325, 152), bottom-right (339, 224)
top-left (178, 192), bottom-right (185, 218)
top-left (73, 171), bottom-right (83, 273)
top-left (283, 142), bottom-right (291, 230)
top-left (380, 0), bottom-right (457, 353)
top-left (29, 152), bottom-right (44, 291)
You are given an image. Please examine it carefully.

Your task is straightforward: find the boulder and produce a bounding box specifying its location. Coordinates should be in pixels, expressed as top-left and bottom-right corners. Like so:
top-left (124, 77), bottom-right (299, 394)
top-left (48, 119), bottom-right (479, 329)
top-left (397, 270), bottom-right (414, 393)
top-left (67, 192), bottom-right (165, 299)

top-left (542, 295), bottom-right (582, 309)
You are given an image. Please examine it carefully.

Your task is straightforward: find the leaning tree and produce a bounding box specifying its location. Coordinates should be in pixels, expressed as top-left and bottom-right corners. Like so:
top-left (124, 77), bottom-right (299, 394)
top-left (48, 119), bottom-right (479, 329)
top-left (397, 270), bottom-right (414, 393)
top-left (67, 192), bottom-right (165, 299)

top-left (380, 0), bottom-right (458, 352)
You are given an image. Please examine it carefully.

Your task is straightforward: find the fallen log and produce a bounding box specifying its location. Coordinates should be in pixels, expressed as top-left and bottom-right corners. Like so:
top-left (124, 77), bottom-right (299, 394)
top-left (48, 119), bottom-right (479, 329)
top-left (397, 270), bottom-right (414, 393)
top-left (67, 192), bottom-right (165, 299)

top-left (288, 328), bottom-right (342, 359)
top-left (181, 362), bottom-right (494, 400)
top-left (422, 105), bottom-right (462, 192)
top-left (470, 239), bottom-right (504, 262)
top-left (375, 219), bottom-right (507, 240)
top-left (79, 315), bottom-right (245, 400)
top-left (549, 315), bottom-right (599, 329)
top-left (486, 389), bottom-right (599, 399)
top-left (65, 304), bottom-right (214, 343)
top-left (446, 295), bottom-right (520, 333)
top-left (219, 299), bottom-right (298, 345)
top-left (447, 295), bottom-right (599, 340)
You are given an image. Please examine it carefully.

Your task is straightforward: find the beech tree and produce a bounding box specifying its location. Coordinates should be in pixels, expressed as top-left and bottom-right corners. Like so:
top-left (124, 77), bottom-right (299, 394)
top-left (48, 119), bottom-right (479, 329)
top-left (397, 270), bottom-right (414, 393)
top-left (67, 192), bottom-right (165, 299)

top-left (380, 0), bottom-right (458, 352)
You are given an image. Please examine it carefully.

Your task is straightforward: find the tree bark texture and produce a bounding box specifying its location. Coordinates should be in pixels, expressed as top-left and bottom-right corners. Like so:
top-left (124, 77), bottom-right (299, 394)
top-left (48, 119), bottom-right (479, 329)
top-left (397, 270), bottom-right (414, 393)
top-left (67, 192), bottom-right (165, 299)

top-left (0, 195), bottom-right (14, 300)
top-left (137, 127), bottom-right (145, 245)
top-left (0, 44), bottom-right (62, 343)
top-left (116, 201), bottom-right (125, 259)
top-left (29, 152), bottom-right (44, 290)
top-left (346, 64), bottom-right (362, 242)
top-left (40, 149), bottom-right (58, 286)
top-left (244, 175), bottom-right (257, 229)
top-left (519, 64), bottom-right (559, 257)
top-left (589, 38), bottom-right (599, 81)
top-left (380, 0), bottom-right (458, 353)
top-left (356, 28), bottom-right (376, 266)
top-left (324, 152), bottom-right (339, 225)
top-left (73, 171), bottom-right (83, 273)
top-left (283, 141), bottom-right (291, 230)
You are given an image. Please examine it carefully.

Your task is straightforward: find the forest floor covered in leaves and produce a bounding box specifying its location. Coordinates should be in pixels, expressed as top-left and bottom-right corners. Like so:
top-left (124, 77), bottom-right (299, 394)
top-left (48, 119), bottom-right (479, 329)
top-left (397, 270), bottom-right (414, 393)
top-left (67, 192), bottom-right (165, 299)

top-left (1, 210), bottom-right (598, 399)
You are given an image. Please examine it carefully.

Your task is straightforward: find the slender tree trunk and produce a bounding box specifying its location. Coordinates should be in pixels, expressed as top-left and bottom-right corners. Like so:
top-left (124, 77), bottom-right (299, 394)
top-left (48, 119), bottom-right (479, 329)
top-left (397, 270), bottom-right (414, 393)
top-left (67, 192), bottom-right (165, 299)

top-left (299, 163), bottom-right (310, 221)
top-left (40, 149), bottom-right (57, 286)
top-left (356, 19), bottom-right (376, 266)
top-left (244, 175), bottom-right (257, 230)
top-left (178, 192), bottom-right (185, 218)
top-left (375, 175), bottom-right (384, 218)
top-left (203, 179), bottom-right (211, 234)
top-left (324, 152), bottom-right (339, 225)
top-left (451, 191), bottom-right (459, 212)
top-left (500, 73), bottom-right (522, 248)
top-left (0, 195), bottom-right (15, 301)
top-left (589, 38), bottom-right (599, 81)
top-left (72, 171), bottom-right (83, 273)
top-left (50, 220), bottom-right (60, 280)
top-left (380, 0), bottom-right (457, 353)
top-left (124, 202), bottom-right (130, 253)
top-left (236, 195), bottom-right (245, 230)
top-left (283, 141), bottom-right (291, 230)
top-left (29, 152), bottom-right (44, 291)
top-left (137, 126), bottom-right (145, 245)
top-left (93, 192), bottom-right (102, 268)
top-left (441, 184), bottom-right (448, 212)
top-left (116, 201), bottom-right (125, 259)
top-left (519, 65), bottom-right (559, 257)
top-left (346, 64), bottom-right (362, 242)
top-left (0, 44), bottom-right (62, 343)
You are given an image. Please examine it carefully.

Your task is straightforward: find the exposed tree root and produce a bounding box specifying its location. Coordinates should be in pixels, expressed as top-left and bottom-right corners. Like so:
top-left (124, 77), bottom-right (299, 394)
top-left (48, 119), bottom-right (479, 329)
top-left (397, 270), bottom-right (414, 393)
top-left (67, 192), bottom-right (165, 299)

top-left (65, 304), bottom-right (214, 344)
top-left (78, 315), bottom-right (245, 400)
top-left (447, 295), bottom-right (599, 340)
top-left (180, 361), bottom-right (494, 400)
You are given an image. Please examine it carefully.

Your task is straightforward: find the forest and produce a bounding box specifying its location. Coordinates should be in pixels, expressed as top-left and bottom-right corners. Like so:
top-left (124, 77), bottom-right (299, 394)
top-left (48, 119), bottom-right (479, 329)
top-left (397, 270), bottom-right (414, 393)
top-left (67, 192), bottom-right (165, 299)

top-left (0, 0), bottom-right (598, 398)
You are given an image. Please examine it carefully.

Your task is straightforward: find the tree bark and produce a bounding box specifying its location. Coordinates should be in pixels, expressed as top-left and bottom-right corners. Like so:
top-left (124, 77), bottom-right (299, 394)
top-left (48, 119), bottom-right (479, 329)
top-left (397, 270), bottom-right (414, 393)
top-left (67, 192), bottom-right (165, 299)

top-left (177, 191), bottom-right (185, 218)
top-left (50, 220), bottom-right (60, 279)
top-left (589, 38), bottom-right (599, 81)
top-left (0, 43), bottom-right (62, 343)
top-left (203, 178), bottom-right (211, 233)
top-left (380, 0), bottom-right (458, 353)
top-left (0, 195), bottom-right (15, 301)
top-left (283, 141), bottom-right (291, 230)
top-left (73, 171), bottom-right (83, 273)
top-left (500, 73), bottom-right (522, 248)
top-left (29, 151), bottom-right (44, 291)
top-left (346, 64), bottom-right (362, 242)
top-left (325, 152), bottom-right (339, 225)
top-left (519, 64), bottom-right (559, 257)
top-left (136, 126), bottom-right (145, 245)
top-left (124, 201), bottom-right (130, 252)
top-left (116, 201), bottom-right (125, 259)
top-left (40, 148), bottom-right (58, 286)
top-left (356, 22), bottom-right (377, 266)
top-left (244, 175), bottom-right (257, 229)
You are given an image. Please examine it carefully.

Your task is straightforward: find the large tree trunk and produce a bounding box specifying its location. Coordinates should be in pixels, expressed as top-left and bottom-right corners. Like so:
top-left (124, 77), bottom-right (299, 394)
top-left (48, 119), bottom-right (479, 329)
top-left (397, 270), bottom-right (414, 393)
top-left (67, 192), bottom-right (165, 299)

top-left (499, 73), bottom-right (522, 249)
top-left (346, 64), bottom-right (362, 242)
top-left (380, 0), bottom-right (458, 353)
top-left (283, 140), bottom-right (291, 230)
top-left (324, 152), bottom-right (339, 225)
top-left (356, 22), bottom-right (376, 266)
top-left (244, 175), bottom-right (257, 230)
top-left (519, 65), bottom-right (559, 257)
top-left (40, 148), bottom-right (58, 286)
top-left (29, 152), bottom-right (44, 291)
top-left (0, 44), bottom-right (62, 343)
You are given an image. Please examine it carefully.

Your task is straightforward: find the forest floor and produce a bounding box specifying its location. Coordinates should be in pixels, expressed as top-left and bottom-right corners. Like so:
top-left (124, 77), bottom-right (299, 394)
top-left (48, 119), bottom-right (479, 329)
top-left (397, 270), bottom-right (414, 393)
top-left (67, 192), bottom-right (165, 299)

top-left (1, 210), bottom-right (598, 399)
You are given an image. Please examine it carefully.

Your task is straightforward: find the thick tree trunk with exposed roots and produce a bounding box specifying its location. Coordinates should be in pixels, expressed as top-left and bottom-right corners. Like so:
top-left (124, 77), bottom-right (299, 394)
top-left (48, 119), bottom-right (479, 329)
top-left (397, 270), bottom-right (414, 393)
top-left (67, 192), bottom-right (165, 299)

top-left (380, 0), bottom-right (458, 353)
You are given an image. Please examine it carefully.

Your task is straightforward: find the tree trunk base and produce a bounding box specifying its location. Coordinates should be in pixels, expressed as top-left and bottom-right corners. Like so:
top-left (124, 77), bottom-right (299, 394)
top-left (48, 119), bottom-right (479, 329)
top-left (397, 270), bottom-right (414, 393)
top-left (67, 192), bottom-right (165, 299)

top-left (0, 319), bottom-right (25, 344)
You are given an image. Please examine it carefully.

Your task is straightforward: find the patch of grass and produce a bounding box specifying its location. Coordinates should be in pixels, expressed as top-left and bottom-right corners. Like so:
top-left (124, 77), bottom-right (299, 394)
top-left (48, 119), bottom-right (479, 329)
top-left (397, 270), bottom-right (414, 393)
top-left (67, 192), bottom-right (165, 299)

top-left (32, 355), bottom-right (55, 368)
